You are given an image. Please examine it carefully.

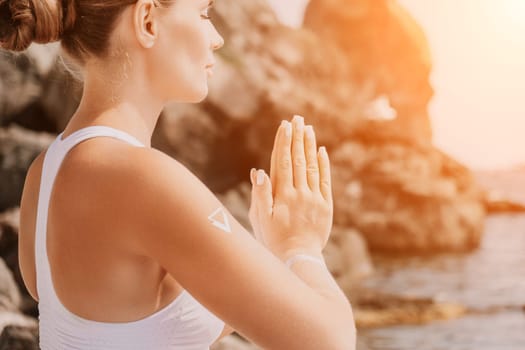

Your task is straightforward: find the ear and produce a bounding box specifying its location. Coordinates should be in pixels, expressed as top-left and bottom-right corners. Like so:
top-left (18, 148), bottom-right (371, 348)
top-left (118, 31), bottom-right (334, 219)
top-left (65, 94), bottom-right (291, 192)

top-left (133, 0), bottom-right (158, 49)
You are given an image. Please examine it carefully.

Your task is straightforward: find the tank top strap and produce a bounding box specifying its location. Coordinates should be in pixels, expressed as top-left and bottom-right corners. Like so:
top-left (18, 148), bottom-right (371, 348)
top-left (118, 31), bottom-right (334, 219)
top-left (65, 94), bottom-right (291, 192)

top-left (34, 126), bottom-right (146, 302)
top-left (57, 125), bottom-right (146, 149)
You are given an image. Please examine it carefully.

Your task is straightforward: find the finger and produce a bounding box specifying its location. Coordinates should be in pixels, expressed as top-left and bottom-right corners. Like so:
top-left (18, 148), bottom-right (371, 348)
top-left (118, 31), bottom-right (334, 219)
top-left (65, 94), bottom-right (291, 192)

top-left (304, 125), bottom-right (320, 193)
top-left (254, 169), bottom-right (273, 220)
top-left (249, 168), bottom-right (263, 242)
top-left (249, 170), bottom-right (259, 228)
top-left (291, 115), bottom-right (307, 190)
top-left (270, 121), bottom-right (286, 196)
top-left (275, 120), bottom-right (293, 195)
top-left (318, 147), bottom-right (332, 203)
top-left (250, 168), bottom-right (258, 213)
top-left (253, 169), bottom-right (272, 247)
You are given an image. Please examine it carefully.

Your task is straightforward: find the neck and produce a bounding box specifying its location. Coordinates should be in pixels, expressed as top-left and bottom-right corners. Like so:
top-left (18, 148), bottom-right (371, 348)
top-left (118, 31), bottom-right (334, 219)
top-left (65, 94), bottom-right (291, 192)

top-left (63, 59), bottom-right (165, 148)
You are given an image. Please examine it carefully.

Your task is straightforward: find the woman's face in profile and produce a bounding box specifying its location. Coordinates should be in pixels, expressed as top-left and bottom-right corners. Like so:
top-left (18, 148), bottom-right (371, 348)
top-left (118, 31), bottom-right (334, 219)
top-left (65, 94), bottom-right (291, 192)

top-left (148, 0), bottom-right (224, 103)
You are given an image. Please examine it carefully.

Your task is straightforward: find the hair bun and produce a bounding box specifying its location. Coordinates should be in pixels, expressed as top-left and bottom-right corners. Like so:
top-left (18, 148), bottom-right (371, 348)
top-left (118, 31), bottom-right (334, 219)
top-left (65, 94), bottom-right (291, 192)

top-left (0, 0), bottom-right (76, 52)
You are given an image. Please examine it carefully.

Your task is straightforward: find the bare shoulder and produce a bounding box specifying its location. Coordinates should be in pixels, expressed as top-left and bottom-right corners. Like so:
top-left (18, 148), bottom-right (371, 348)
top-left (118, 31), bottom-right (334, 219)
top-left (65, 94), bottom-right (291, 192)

top-left (59, 144), bottom-right (186, 246)
top-left (108, 145), bottom-right (224, 237)
top-left (96, 145), bottom-right (192, 210)
top-left (24, 150), bottom-right (46, 187)
top-left (17, 143), bottom-right (179, 302)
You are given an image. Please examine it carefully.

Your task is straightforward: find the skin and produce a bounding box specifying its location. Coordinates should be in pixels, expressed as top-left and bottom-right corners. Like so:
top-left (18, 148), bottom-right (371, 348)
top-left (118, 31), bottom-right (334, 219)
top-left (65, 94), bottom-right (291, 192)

top-left (20, 0), bottom-right (231, 342)
top-left (17, 0), bottom-right (342, 348)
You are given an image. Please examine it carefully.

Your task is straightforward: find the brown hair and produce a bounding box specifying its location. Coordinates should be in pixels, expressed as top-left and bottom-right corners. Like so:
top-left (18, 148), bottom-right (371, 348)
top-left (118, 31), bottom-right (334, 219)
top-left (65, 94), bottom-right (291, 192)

top-left (0, 0), bottom-right (170, 65)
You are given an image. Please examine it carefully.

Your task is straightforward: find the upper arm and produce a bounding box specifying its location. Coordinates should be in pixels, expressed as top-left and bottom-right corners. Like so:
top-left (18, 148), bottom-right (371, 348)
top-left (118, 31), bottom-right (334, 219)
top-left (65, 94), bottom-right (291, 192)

top-left (117, 149), bottom-right (343, 350)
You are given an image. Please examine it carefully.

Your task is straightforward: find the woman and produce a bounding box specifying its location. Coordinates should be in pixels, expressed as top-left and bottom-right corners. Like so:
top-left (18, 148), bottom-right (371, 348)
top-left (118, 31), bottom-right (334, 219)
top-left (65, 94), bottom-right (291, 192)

top-left (3, 0), bottom-right (356, 349)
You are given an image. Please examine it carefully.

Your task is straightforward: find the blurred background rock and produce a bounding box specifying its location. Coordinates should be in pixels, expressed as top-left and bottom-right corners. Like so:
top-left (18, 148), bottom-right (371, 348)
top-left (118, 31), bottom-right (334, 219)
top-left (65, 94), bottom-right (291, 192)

top-left (1, 0), bottom-right (523, 348)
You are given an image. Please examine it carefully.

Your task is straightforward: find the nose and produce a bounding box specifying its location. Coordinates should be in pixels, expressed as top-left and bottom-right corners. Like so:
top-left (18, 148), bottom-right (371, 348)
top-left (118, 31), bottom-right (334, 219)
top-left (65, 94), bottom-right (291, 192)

top-left (210, 27), bottom-right (224, 51)
top-left (211, 35), bottom-right (224, 51)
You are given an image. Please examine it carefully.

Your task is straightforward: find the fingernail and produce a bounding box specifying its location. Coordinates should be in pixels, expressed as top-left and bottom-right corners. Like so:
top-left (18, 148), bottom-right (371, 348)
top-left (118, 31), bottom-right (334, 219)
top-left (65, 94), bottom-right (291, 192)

top-left (305, 125), bottom-right (314, 138)
top-left (293, 115), bottom-right (304, 132)
top-left (250, 168), bottom-right (255, 183)
top-left (320, 146), bottom-right (327, 155)
top-left (285, 122), bottom-right (292, 137)
top-left (293, 114), bottom-right (304, 123)
top-left (257, 170), bottom-right (265, 185)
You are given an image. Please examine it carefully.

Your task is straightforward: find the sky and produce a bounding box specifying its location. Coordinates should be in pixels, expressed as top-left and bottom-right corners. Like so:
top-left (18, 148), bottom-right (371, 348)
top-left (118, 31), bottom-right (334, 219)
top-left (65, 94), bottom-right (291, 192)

top-left (267, 0), bottom-right (525, 170)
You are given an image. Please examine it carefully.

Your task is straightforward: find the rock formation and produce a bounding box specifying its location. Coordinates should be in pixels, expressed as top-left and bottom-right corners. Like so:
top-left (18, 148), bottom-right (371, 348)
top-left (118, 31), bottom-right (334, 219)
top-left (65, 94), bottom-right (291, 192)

top-left (0, 0), bottom-right (488, 346)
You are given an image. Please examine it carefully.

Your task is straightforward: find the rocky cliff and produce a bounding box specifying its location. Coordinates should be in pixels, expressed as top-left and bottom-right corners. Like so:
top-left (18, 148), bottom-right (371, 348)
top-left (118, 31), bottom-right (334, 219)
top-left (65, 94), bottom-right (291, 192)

top-left (0, 0), bottom-right (487, 346)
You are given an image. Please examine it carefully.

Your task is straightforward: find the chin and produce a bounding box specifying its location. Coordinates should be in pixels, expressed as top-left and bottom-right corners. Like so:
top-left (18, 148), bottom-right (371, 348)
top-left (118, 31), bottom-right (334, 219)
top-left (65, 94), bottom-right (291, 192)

top-left (168, 84), bottom-right (209, 104)
top-left (187, 84), bottom-right (209, 103)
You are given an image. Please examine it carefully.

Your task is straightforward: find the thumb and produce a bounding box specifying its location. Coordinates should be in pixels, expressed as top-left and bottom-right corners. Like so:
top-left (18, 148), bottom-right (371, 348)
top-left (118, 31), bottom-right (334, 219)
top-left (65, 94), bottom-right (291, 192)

top-left (249, 168), bottom-right (259, 218)
top-left (249, 169), bottom-right (263, 243)
top-left (252, 169), bottom-right (273, 219)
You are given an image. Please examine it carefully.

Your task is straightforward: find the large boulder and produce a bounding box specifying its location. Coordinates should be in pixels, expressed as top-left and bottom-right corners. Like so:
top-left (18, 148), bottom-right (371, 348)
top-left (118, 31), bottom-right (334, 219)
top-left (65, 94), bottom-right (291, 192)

top-left (0, 43), bottom-right (61, 131)
top-left (301, 0), bottom-right (486, 253)
top-left (0, 325), bottom-right (39, 350)
top-left (331, 138), bottom-right (486, 253)
top-left (0, 125), bottom-right (54, 212)
top-left (0, 208), bottom-right (37, 316)
top-left (0, 257), bottom-right (20, 312)
top-left (323, 227), bottom-right (374, 294)
top-left (304, 0), bottom-right (434, 143)
top-left (0, 254), bottom-right (38, 347)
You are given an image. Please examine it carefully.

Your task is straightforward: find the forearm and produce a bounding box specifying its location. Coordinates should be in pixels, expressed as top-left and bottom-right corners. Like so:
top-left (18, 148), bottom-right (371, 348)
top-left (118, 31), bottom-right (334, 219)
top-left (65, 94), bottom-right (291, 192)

top-left (274, 247), bottom-right (356, 346)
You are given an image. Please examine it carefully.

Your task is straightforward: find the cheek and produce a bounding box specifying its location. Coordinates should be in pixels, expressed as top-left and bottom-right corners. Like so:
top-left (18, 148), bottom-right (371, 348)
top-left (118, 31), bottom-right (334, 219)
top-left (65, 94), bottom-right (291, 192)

top-left (177, 23), bottom-right (209, 66)
top-left (148, 16), bottom-right (210, 101)
top-left (160, 21), bottom-right (208, 73)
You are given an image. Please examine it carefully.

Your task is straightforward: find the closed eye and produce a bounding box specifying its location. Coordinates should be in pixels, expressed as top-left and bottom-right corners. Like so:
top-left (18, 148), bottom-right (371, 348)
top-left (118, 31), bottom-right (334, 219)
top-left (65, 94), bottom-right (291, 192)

top-left (201, 0), bottom-right (214, 20)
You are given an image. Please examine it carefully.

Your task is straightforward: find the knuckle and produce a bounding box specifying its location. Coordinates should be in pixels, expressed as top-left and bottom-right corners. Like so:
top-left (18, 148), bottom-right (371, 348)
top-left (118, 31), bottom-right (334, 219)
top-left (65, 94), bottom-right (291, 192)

top-left (279, 157), bottom-right (291, 170)
top-left (306, 151), bottom-right (317, 160)
top-left (306, 163), bottom-right (319, 173)
top-left (293, 156), bottom-right (306, 167)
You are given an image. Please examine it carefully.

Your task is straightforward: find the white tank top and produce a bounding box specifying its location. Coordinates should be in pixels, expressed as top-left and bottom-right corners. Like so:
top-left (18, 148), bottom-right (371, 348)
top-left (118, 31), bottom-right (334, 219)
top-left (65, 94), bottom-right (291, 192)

top-left (35, 126), bottom-right (225, 350)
